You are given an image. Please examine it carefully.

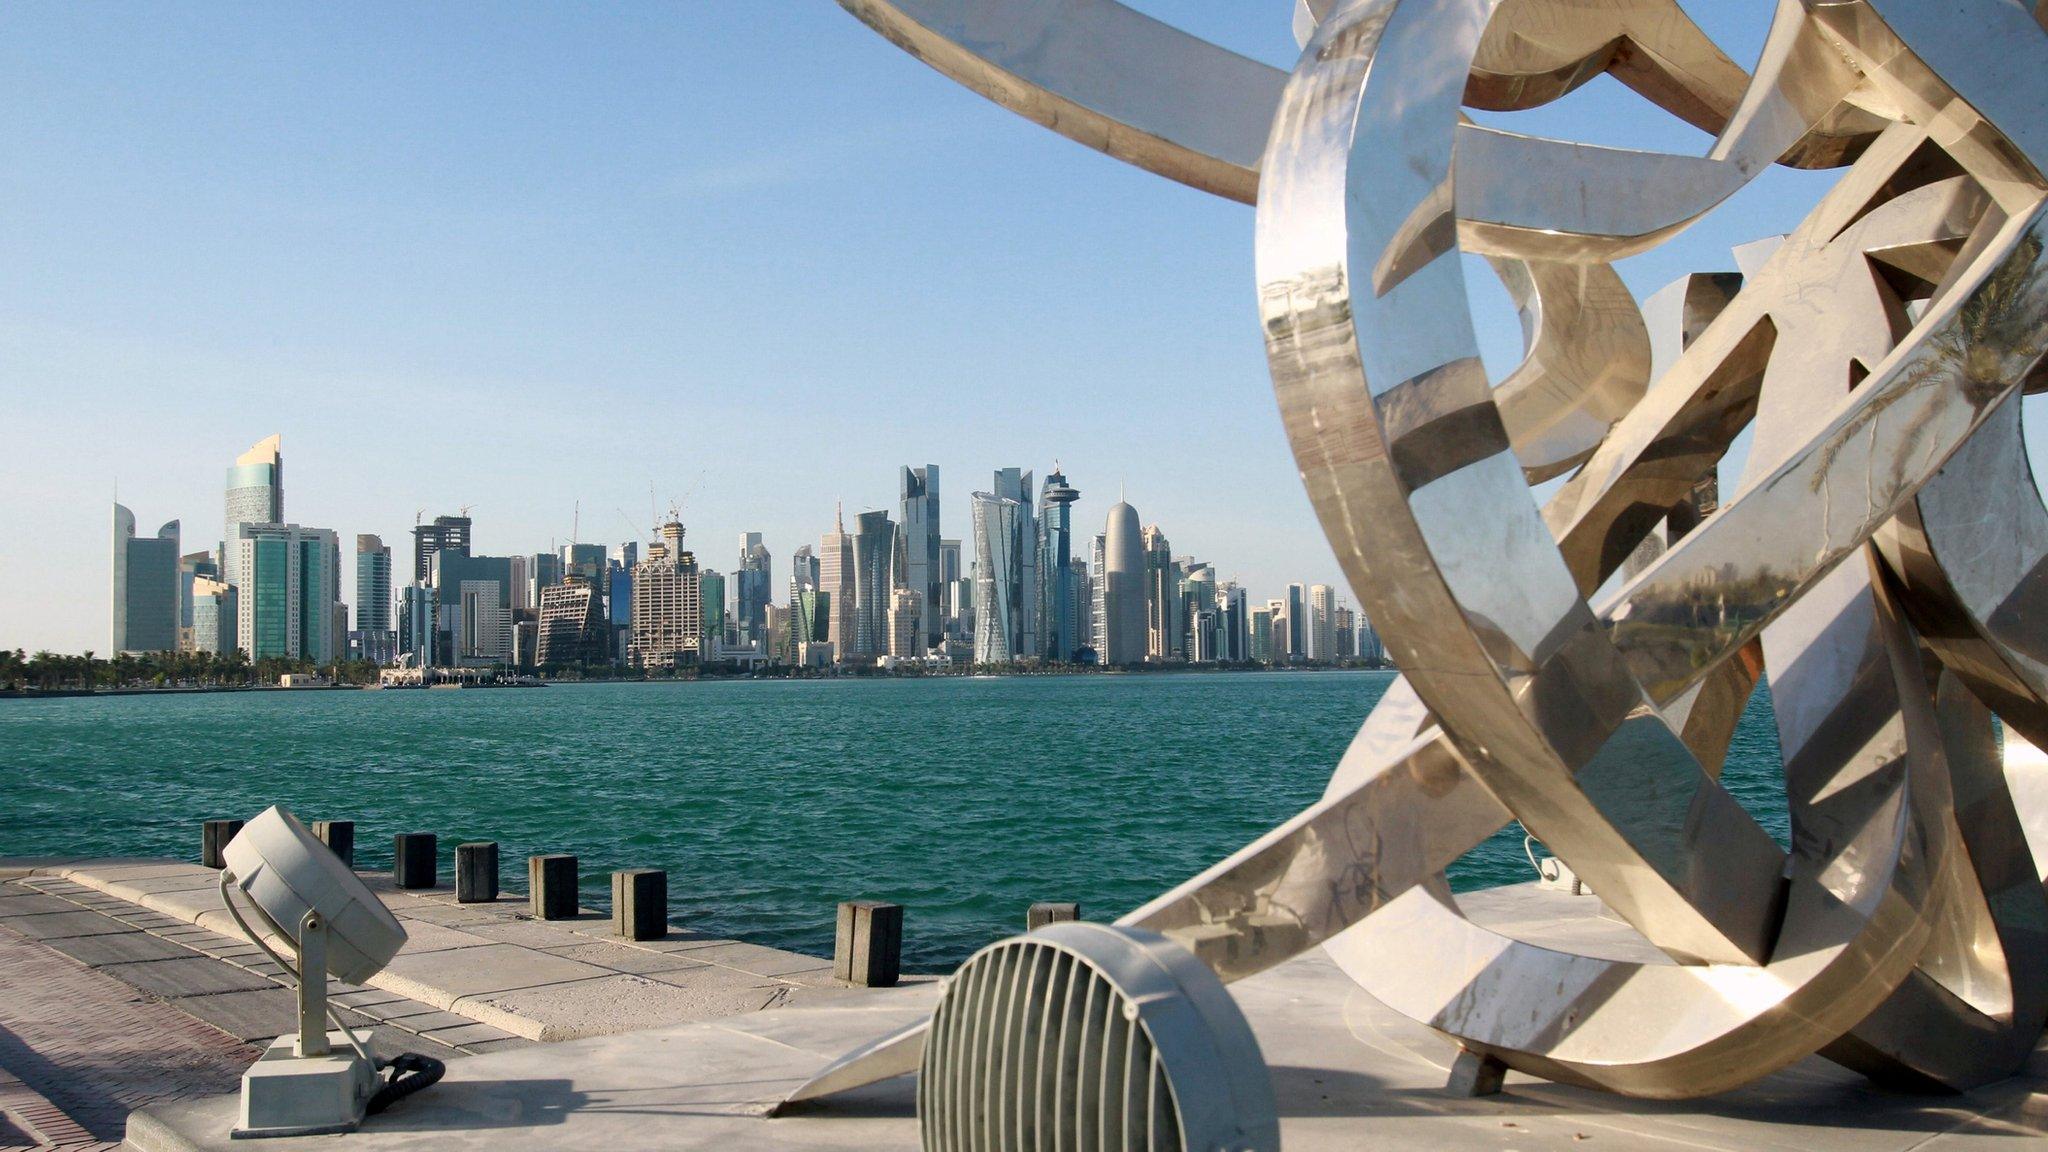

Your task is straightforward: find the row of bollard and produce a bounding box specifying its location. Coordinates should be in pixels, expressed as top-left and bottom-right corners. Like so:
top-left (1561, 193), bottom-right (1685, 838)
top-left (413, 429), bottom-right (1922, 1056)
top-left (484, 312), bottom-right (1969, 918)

top-left (203, 818), bottom-right (1080, 989)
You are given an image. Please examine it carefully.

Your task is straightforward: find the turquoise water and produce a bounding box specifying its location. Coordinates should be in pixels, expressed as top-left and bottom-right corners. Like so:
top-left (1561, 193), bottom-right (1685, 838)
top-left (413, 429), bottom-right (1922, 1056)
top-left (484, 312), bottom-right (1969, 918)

top-left (0, 671), bottom-right (1785, 972)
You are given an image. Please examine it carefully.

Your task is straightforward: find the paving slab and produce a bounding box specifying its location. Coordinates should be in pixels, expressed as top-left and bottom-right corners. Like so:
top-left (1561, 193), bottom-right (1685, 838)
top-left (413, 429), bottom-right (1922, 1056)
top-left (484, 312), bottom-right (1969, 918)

top-left (366, 1006), bottom-right (485, 1032)
top-left (42, 929), bottom-right (199, 968)
top-left (100, 956), bottom-right (276, 997)
top-left (0, 909), bottom-right (141, 941)
top-left (163, 988), bottom-right (363, 1043)
top-left (386, 902), bottom-right (511, 929)
top-left (353, 1026), bottom-right (466, 1064)
top-left (544, 942), bottom-right (709, 975)
top-left (680, 942), bottom-right (837, 980)
top-left (458, 917), bottom-right (609, 949)
top-left (0, 890), bottom-right (89, 915)
top-left (384, 919), bottom-right (495, 955)
top-left (462, 973), bottom-right (785, 1041)
top-left (419, 1023), bottom-right (518, 1048)
top-left (378, 943), bottom-right (611, 1008)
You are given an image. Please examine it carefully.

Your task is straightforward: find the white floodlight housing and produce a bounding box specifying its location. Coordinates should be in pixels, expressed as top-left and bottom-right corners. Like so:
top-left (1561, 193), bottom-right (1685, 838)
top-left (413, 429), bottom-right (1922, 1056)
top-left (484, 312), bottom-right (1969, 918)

top-left (919, 922), bottom-right (1278, 1152)
top-left (220, 805), bottom-right (407, 1138)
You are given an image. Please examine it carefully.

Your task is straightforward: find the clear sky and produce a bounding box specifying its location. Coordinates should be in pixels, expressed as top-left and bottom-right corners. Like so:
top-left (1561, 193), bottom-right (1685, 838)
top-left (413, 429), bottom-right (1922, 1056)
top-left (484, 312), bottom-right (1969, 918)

top-left (1, 1), bottom-right (2022, 654)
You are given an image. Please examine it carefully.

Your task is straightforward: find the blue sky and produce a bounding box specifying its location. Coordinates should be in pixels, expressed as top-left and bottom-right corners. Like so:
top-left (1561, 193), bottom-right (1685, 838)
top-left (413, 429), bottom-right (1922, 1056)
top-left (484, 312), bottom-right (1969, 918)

top-left (0, 1), bottom-right (1986, 653)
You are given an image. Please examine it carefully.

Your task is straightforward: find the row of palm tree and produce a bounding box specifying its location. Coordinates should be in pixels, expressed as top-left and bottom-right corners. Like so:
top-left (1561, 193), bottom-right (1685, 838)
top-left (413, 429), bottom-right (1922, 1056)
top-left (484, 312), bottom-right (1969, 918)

top-left (0, 648), bottom-right (386, 691)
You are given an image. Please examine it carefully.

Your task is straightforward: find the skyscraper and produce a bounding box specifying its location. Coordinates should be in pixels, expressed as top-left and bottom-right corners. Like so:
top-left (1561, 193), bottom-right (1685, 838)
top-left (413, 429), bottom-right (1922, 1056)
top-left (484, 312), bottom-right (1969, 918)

top-left (629, 523), bottom-right (702, 669)
top-left (1249, 604), bottom-right (1274, 664)
top-left (821, 505), bottom-right (856, 654)
top-left (457, 580), bottom-right (513, 664)
top-left (1309, 584), bottom-right (1337, 662)
top-left (1181, 566), bottom-right (1217, 663)
top-left (889, 587), bottom-right (923, 659)
top-left (112, 504), bottom-right (180, 654)
top-left (528, 552), bottom-right (562, 607)
top-left (699, 569), bottom-right (727, 659)
top-left (190, 576), bottom-right (235, 655)
top-left (850, 510), bottom-right (897, 660)
top-left (535, 576), bottom-right (609, 667)
top-left (223, 435), bottom-right (283, 589)
top-left (431, 551), bottom-right (517, 668)
top-left (1219, 582), bottom-right (1248, 662)
top-left (1143, 526), bottom-right (1181, 661)
top-left (1069, 558), bottom-right (1093, 655)
top-left (737, 533), bottom-right (772, 644)
top-left (1286, 583), bottom-right (1307, 661)
top-left (1037, 468), bottom-right (1080, 661)
top-left (994, 469), bottom-right (1039, 656)
top-left (412, 515), bottom-right (472, 585)
top-left (232, 523), bottom-right (340, 664)
top-left (899, 465), bottom-right (942, 648)
top-left (508, 555), bottom-right (532, 611)
top-left (791, 544), bottom-right (820, 593)
top-left (938, 538), bottom-right (962, 623)
top-left (1334, 604), bottom-right (1356, 662)
top-left (560, 543), bottom-right (606, 587)
top-left (399, 584), bottom-right (438, 667)
top-left (790, 581), bottom-right (828, 656)
top-left (177, 551), bottom-right (217, 651)
top-left (967, 468), bottom-right (1041, 664)
top-left (355, 534), bottom-right (395, 665)
top-left (1090, 533), bottom-right (1108, 657)
top-left (1101, 501), bottom-right (1147, 666)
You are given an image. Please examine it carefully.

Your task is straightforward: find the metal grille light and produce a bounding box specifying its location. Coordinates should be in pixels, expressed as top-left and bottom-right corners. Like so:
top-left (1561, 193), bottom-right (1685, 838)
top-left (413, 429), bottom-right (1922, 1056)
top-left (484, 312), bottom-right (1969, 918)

top-left (919, 922), bottom-right (1277, 1152)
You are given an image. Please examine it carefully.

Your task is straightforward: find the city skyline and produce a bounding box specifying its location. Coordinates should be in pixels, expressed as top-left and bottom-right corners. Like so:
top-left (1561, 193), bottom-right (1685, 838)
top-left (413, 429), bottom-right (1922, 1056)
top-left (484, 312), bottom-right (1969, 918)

top-left (83, 431), bottom-right (1378, 672)
top-left (31, 431), bottom-right (1373, 657)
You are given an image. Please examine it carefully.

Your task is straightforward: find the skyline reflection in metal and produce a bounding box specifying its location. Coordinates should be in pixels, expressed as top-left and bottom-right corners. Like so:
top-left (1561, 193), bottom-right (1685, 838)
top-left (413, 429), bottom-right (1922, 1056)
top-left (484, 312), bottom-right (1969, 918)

top-left (799, 0), bottom-right (2048, 1107)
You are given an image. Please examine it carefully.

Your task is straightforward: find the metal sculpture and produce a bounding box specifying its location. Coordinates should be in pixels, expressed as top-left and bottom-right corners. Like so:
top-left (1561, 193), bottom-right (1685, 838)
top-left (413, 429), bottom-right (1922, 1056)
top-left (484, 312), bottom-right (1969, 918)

top-left (800, 0), bottom-right (2048, 1103)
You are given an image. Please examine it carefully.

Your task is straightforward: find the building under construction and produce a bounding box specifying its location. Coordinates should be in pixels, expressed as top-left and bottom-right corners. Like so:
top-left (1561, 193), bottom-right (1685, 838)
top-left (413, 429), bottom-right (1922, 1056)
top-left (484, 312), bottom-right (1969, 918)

top-left (627, 522), bottom-right (702, 670)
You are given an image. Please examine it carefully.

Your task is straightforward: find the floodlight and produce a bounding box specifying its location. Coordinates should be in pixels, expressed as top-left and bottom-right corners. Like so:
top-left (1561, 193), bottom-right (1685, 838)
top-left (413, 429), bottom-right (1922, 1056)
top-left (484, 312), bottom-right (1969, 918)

top-left (217, 805), bottom-right (423, 1138)
top-left (918, 922), bottom-right (1277, 1152)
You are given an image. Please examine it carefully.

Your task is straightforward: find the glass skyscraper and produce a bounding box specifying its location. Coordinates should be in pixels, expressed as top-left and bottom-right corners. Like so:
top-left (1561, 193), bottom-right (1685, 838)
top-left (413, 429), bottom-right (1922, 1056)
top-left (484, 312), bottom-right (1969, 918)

top-left (355, 534), bottom-right (395, 665)
top-left (233, 523), bottom-right (340, 664)
top-left (699, 569), bottom-right (726, 658)
top-left (111, 503), bottom-right (180, 654)
top-left (222, 434), bottom-right (283, 590)
top-left (971, 468), bottom-right (1039, 663)
top-left (1037, 469), bottom-right (1079, 661)
top-left (850, 511), bottom-right (897, 659)
top-left (899, 465), bottom-right (941, 649)
top-left (736, 533), bottom-right (772, 644)
top-left (971, 492), bottom-right (1025, 664)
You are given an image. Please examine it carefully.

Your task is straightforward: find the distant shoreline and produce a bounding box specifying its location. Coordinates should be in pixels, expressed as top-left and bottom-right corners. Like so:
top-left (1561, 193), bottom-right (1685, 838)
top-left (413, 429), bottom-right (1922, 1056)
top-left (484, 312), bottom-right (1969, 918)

top-left (0, 662), bottom-right (1395, 700)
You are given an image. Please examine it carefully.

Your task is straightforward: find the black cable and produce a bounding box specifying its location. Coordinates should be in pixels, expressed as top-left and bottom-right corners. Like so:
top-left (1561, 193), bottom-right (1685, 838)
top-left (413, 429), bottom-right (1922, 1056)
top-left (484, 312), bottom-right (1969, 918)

top-left (367, 1052), bottom-right (446, 1115)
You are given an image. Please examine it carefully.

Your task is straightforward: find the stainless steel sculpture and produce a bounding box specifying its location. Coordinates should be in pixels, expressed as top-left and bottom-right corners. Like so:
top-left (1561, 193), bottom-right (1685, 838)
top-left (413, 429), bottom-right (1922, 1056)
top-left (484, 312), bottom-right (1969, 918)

top-left (805, 0), bottom-right (2048, 1104)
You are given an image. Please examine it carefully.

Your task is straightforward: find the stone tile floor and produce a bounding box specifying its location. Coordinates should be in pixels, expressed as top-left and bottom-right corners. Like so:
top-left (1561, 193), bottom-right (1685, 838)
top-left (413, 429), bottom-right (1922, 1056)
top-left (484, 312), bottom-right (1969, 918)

top-left (0, 858), bottom-right (885, 1149)
top-left (0, 873), bottom-right (525, 1149)
top-left (0, 929), bottom-right (253, 1151)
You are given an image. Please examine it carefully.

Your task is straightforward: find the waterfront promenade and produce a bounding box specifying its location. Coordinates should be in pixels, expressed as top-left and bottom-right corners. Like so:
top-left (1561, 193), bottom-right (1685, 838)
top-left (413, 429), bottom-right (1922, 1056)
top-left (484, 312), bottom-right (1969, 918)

top-left (6, 861), bottom-right (2045, 1150)
top-left (120, 885), bottom-right (2048, 1152)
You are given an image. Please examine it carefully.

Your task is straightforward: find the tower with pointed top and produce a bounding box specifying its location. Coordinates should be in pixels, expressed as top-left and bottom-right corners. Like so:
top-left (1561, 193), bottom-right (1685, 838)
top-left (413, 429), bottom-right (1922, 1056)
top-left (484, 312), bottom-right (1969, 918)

top-left (820, 503), bottom-right (856, 656)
